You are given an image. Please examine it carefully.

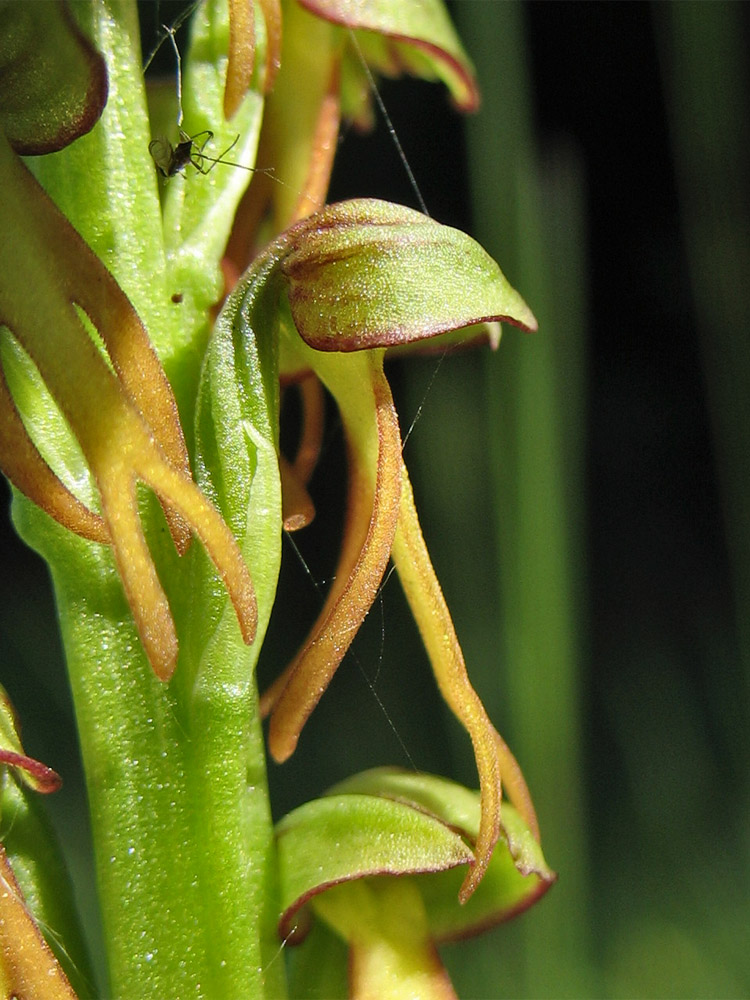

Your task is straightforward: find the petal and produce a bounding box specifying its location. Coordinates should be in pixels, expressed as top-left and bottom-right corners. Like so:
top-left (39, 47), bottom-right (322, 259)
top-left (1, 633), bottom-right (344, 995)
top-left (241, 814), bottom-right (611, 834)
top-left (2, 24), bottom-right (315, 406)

top-left (288, 373), bottom-right (326, 486)
top-left (280, 454), bottom-right (316, 531)
top-left (225, 0), bottom-right (255, 119)
top-left (390, 470), bottom-right (537, 901)
top-left (278, 372), bottom-right (326, 530)
top-left (263, 349), bottom-right (402, 759)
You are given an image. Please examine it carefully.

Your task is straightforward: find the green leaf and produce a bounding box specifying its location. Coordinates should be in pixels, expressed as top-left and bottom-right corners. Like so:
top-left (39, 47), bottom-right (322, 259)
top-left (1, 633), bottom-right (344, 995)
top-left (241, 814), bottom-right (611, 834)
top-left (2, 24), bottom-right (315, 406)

top-left (282, 199), bottom-right (536, 351)
top-left (275, 793), bottom-right (473, 939)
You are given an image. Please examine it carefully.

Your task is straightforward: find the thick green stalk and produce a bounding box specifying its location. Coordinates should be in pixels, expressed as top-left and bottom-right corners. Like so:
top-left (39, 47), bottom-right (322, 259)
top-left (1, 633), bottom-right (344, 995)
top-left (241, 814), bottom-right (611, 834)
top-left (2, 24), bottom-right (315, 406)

top-left (9, 205), bottom-right (286, 1000)
top-left (10, 1), bottom-right (286, 994)
top-left (12, 491), bottom-right (283, 997)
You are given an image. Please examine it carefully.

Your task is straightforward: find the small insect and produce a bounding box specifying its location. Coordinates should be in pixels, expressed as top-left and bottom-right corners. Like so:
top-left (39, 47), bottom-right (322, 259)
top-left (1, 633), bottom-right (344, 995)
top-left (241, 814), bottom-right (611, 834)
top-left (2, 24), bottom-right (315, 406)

top-left (146, 22), bottom-right (277, 184)
top-left (149, 129), bottom-right (243, 178)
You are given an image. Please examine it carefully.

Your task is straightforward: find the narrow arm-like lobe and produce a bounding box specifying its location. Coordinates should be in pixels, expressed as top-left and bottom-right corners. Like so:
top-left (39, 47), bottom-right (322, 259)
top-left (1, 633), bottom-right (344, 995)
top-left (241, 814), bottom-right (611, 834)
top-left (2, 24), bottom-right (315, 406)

top-left (0, 133), bottom-right (257, 680)
top-left (254, 198), bottom-right (538, 900)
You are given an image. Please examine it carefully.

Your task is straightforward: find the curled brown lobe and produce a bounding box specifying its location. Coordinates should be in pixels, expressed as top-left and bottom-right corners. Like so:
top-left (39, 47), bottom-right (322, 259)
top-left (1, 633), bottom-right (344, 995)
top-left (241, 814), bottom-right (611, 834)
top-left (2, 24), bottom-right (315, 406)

top-left (262, 353), bottom-right (402, 760)
top-left (0, 140), bottom-right (257, 681)
top-left (280, 374), bottom-right (326, 531)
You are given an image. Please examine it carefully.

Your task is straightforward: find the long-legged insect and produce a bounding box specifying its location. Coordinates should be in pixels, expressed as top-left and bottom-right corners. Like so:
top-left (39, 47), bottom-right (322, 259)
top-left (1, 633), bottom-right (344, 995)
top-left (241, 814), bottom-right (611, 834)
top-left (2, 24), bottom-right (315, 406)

top-left (149, 130), bottom-right (274, 180)
top-left (146, 17), bottom-right (276, 183)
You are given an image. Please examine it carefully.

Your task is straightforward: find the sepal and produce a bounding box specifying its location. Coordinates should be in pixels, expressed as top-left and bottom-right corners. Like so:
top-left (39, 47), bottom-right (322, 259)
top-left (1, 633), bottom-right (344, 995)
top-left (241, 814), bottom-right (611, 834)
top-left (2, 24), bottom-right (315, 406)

top-left (282, 199), bottom-right (536, 351)
top-left (0, 685), bottom-right (60, 794)
top-left (275, 789), bottom-right (473, 942)
top-left (300, 0), bottom-right (480, 125)
top-left (0, 0), bottom-right (107, 154)
top-left (329, 769), bottom-right (556, 939)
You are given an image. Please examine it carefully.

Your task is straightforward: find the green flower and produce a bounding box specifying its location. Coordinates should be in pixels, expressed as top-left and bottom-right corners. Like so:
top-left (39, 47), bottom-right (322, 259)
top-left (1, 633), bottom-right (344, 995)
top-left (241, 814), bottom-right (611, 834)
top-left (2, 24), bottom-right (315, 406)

top-left (227, 196), bottom-right (540, 900)
top-left (277, 769), bottom-right (555, 998)
top-left (0, 1), bottom-right (256, 680)
top-left (224, 0), bottom-right (481, 267)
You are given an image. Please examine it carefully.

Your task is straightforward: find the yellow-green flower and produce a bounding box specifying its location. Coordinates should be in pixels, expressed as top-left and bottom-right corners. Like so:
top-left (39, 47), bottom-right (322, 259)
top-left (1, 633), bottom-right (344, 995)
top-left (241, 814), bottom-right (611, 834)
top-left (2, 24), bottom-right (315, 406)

top-left (237, 198), bottom-right (540, 899)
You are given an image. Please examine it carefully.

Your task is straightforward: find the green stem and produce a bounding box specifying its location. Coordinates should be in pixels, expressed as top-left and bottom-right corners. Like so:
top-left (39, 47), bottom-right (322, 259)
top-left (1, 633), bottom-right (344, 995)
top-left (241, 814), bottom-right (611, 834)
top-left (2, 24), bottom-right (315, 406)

top-left (9, 0), bottom-right (286, 993)
top-left (7, 500), bottom-right (283, 997)
top-left (8, 512), bottom-right (192, 993)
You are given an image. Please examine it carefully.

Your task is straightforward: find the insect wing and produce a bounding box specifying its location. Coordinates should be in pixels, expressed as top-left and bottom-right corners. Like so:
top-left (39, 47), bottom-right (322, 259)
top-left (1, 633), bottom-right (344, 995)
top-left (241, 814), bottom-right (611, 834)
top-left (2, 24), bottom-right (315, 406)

top-left (149, 137), bottom-right (174, 177)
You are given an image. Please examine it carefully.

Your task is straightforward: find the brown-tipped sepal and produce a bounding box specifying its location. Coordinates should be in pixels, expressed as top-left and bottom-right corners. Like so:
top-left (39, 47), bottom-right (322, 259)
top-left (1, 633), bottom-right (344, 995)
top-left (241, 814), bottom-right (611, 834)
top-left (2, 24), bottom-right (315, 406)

top-left (0, 686), bottom-right (61, 794)
top-left (0, 0), bottom-right (107, 154)
top-left (283, 199), bottom-right (536, 353)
